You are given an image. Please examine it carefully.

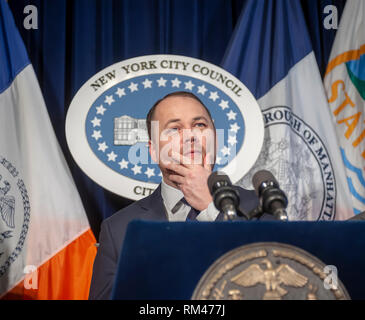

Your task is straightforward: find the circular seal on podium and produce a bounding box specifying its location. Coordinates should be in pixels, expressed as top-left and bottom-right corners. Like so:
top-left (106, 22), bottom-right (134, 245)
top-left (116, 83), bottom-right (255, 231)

top-left (192, 242), bottom-right (350, 300)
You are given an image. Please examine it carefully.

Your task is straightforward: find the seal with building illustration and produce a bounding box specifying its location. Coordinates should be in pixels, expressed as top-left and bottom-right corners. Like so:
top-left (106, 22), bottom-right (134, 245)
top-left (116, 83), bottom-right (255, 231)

top-left (66, 54), bottom-right (264, 200)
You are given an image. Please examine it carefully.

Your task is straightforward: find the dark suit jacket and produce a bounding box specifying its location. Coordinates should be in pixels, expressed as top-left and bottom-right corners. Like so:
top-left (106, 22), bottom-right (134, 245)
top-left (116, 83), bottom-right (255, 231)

top-left (88, 184), bottom-right (274, 300)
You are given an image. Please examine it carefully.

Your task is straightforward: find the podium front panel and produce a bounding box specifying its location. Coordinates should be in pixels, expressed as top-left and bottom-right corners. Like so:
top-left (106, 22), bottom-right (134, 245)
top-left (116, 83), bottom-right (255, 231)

top-left (111, 221), bottom-right (365, 300)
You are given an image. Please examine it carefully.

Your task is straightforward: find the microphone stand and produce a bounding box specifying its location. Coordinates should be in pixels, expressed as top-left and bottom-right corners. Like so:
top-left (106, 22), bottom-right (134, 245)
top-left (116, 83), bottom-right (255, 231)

top-left (245, 206), bottom-right (265, 220)
top-left (244, 188), bottom-right (289, 221)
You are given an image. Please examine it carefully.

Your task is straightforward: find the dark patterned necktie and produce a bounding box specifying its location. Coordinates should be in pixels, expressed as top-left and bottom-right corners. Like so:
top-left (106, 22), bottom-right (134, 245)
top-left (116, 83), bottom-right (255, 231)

top-left (180, 198), bottom-right (200, 221)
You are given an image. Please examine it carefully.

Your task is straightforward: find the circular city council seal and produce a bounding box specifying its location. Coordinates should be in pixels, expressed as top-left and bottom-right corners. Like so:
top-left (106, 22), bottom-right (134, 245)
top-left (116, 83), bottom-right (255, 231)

top-left (192, 242), bottom-right (350, 300)
top-left (66, 55), bottom-right (264, 200)
top-left (0, 156), bottom-right (30, 278)
top-left (237, 106), bottom-right (337, 221)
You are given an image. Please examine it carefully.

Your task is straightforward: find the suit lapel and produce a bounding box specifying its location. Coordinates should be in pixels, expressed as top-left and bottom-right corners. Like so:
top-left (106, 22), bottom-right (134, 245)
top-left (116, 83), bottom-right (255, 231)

top-left (135, 184), bottom-right (167, 221)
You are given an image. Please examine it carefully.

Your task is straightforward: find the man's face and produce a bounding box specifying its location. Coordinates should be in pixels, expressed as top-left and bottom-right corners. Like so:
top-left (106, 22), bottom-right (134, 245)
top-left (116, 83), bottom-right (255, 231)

top-left (149, 96), bottom-right (216, 177)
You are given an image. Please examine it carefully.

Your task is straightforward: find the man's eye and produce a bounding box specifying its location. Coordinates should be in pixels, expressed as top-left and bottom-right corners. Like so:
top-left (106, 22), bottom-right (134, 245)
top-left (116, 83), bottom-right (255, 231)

top-left (195, 123), bottom-right (206, 128)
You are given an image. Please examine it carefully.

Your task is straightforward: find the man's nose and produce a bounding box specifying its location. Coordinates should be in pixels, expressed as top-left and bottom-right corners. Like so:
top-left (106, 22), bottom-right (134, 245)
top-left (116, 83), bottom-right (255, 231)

top-left (182, 128), bottom-right (199, 143)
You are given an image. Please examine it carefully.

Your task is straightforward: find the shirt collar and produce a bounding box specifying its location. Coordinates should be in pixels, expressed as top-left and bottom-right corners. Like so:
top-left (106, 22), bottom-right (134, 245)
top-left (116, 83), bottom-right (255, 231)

top-left (161, 179), bottom-right (184, 212)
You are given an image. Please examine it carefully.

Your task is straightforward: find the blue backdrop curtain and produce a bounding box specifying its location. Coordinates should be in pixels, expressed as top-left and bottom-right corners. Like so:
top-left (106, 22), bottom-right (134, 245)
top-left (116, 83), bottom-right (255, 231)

top-left (8, 0), bottom-right (346, 239)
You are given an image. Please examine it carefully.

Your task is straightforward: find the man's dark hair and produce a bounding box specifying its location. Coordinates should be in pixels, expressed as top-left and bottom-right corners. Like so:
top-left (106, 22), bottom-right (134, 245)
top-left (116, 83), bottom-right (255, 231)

top-left (146, 91), bottom-right (214, 140)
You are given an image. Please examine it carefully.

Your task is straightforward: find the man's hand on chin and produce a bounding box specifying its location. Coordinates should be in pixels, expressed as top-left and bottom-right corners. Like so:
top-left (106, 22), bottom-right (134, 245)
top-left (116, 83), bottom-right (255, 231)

top-left (164, 152), bottom-right (214, 211)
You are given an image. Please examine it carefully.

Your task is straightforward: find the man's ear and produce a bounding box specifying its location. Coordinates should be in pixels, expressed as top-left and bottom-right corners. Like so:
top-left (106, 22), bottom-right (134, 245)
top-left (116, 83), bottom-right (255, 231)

top-left (149, 140), bottom-right (158, 164)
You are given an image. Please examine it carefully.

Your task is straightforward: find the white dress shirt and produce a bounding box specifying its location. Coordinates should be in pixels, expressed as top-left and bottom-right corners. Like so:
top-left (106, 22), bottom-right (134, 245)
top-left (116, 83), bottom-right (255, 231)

top-left (161, 179), bottom-right (220, 222)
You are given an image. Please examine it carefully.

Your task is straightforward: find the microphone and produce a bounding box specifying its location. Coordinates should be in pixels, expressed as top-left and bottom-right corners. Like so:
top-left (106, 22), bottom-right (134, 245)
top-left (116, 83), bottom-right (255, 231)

top-left (252, 170), bottom-right (289, 221)
top-left (208, 171), bottom-right (243, 220)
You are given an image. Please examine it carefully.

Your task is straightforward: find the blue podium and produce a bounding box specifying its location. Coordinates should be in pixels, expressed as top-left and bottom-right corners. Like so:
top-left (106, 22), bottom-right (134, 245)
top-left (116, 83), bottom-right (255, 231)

top-left (111, 220), bottom-right (365, 300)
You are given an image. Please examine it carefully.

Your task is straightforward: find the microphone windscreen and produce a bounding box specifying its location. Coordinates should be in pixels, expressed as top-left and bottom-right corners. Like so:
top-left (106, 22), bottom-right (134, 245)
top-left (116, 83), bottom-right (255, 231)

top-left (207, 171), bottom-right (231, 194)
top-left (252, 170), bottom-right (279, 195)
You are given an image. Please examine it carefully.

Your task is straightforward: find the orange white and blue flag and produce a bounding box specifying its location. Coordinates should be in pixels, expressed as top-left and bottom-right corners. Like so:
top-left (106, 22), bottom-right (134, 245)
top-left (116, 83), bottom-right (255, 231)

top-left (0, 0), bottom-right (96, 299)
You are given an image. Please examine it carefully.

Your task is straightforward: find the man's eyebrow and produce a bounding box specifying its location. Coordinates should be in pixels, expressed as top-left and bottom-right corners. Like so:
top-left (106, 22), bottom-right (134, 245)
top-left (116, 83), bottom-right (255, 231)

top-left (193, 116), bottom-right (209, 122)
top-left (164, 118), bottom-right (181, 127)
top-left (164, 116), bottom-right (209, 127)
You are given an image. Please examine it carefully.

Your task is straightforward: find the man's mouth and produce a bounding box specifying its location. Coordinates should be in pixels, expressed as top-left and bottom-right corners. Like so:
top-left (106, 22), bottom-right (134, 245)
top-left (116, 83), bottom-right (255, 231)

top-left (183, 144), bottom-right (203, 156)
top-left (184, 150), bottom-right (201, 156)
top-left (183, 150), bottom-right (203, 163)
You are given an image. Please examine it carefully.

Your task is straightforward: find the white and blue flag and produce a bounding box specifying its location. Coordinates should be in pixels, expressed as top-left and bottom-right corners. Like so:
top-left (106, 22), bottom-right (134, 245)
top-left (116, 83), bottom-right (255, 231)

top-left (222, 0), bottom-right (353, 220)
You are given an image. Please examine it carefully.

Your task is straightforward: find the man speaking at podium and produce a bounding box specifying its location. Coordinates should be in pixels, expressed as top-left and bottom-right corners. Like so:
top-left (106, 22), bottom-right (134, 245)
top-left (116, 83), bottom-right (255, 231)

top-left (89, 91), bottom-right (263, 299)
